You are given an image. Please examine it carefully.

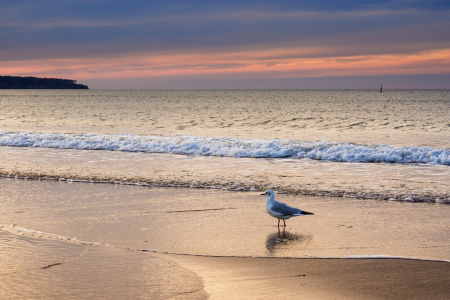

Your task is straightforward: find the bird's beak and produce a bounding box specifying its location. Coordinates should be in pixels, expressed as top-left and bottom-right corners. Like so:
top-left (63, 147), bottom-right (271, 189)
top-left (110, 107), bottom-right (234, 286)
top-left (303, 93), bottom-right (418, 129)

top-left (261, 193), bottom-right (266, 196)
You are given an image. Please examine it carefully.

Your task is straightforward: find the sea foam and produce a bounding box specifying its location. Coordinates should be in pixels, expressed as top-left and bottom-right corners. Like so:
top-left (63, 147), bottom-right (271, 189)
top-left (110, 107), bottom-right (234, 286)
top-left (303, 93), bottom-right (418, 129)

top-left (1, 131), bottom-right (449, 165)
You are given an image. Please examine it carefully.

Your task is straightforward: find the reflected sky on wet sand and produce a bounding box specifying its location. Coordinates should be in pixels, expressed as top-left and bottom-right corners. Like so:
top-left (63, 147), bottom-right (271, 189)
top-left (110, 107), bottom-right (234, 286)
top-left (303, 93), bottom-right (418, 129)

top-left (1, 178), bottom-right (449, 261)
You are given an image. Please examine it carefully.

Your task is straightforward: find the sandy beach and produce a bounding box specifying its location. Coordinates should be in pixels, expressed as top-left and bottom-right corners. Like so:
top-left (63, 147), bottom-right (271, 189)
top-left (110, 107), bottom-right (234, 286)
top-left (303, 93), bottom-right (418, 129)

top-left (1, 177), bottom-right (449, 299)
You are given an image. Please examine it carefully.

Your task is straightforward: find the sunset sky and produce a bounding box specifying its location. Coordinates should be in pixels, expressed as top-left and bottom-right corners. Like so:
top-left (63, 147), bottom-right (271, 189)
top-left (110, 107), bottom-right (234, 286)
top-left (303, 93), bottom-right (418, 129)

top-left (1, 0), bottom-right (449, 89)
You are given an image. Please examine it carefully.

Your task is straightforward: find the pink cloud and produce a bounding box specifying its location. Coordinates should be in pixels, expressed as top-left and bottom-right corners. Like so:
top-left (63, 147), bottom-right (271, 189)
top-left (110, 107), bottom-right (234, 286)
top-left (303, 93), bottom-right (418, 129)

top-left (2, 47), bottom-right (449, 82)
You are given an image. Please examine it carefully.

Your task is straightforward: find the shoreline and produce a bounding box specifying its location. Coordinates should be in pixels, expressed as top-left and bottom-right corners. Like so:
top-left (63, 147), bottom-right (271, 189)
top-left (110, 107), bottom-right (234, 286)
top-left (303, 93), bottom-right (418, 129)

top-left (2, 172), bottom-right (450, 204)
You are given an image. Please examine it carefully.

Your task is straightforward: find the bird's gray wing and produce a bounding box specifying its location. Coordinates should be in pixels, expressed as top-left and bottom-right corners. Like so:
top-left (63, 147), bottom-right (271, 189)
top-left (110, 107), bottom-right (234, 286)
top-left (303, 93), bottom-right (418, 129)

top-left (271, 201), bottom-right (302, 216)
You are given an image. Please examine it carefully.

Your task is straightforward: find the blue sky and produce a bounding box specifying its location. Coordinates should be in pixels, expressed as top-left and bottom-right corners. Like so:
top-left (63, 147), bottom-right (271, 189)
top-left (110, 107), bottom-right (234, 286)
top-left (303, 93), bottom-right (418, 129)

top-left (1, 0), bottom-right (449, 88)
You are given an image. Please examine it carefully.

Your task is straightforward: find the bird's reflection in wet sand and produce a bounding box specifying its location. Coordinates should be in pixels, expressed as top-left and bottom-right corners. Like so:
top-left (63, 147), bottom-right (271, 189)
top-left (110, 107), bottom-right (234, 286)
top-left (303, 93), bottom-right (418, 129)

top-left (265, 228), bottom-right (312, 255)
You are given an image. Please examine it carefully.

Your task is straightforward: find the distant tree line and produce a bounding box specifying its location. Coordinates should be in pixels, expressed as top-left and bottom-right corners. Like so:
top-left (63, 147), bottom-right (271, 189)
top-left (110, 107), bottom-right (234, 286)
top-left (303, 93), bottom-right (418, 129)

top-left (0, 75), bottom-right (89, 89)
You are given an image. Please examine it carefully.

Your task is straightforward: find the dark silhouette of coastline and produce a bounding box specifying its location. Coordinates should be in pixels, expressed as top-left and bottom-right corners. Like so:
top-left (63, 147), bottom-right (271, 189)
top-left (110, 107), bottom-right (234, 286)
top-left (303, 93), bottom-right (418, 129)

top-left (0, 75), bottom-right (88, 89)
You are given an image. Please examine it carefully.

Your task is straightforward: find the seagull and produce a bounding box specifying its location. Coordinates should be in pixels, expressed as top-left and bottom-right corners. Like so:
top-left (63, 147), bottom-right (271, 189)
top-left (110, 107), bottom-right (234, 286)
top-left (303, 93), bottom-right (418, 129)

top-left (263, 190), bottom-right (314, 228)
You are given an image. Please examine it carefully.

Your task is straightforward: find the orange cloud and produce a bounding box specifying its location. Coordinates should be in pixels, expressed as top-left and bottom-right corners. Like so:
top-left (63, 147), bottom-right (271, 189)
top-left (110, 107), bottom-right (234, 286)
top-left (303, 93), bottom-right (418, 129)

top-left (1, 47), bottom-right (450, 81)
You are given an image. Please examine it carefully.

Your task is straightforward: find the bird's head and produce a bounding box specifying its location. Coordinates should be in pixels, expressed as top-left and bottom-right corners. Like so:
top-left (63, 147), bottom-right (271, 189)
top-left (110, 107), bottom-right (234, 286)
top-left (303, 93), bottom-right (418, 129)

top-left (261, 190), bottom-right (274, 198)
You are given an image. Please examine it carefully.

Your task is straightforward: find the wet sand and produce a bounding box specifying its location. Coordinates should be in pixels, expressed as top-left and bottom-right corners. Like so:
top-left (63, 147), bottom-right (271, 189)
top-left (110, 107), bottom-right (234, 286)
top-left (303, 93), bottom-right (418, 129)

top-left (1, 178), bottom-right (449, 260)
top-left (169, 255), bottom-right (450, 300)
top-left (2, 231), bottom-right (449, 300)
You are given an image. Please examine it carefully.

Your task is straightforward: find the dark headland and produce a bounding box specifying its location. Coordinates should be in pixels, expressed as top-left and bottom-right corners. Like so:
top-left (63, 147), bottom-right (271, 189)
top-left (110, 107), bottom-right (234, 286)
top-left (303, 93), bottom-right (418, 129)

top-left (0, 75), bottom-right (88, 89)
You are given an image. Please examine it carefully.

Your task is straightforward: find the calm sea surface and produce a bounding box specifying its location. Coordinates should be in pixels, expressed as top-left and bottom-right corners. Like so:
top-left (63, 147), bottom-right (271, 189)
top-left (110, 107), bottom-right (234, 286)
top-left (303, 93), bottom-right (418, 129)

top-left (1, 90), bottom-right (450, 144)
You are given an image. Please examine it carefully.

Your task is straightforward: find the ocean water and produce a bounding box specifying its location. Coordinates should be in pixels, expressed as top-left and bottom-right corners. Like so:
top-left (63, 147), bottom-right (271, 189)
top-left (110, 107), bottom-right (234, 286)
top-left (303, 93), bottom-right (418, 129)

top-left (1, 90), bottom-right (450, 148)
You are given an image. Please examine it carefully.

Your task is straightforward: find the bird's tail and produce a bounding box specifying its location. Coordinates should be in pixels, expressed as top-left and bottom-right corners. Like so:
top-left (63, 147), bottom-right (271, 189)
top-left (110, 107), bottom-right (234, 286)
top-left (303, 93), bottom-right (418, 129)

top-left (300, 210), bottom-right (314, 215)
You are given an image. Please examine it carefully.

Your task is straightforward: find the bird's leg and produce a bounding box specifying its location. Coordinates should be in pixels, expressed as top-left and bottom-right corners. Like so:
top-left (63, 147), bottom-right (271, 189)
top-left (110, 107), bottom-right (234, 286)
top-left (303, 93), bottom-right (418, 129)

top-left (283, 219), bottom-right (286, 227)
top-left (277, 219), bottom-right (280, 229)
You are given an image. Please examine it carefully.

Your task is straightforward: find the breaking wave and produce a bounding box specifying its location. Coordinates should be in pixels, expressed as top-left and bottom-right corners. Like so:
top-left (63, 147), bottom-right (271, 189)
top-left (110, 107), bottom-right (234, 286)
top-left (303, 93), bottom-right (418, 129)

top-left (1, 131), bottom-right (450, 165)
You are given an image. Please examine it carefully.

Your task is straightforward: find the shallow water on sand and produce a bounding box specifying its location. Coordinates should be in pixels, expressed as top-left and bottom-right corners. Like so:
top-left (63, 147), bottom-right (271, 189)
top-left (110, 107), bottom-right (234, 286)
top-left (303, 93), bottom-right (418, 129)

top-left (1, 178), bottom-right (449, 261)
top-left (0, 230), bottom-right (206, 300)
